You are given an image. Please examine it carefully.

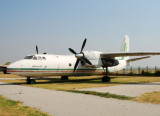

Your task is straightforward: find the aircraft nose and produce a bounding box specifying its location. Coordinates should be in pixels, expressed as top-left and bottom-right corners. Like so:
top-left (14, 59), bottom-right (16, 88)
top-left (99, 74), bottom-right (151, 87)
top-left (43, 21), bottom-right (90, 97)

top-left (7, 63), bottom-right (17, 74)
top-left (7, 60), bottom-right (23, 74)
top-left (7, 63), bottom-right (15, 69)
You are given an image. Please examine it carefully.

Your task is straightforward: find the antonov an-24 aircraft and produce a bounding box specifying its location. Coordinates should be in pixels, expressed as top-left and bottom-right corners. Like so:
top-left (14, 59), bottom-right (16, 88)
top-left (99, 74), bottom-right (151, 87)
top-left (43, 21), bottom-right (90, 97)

top-left (6, 35), bottom-right (160, 84)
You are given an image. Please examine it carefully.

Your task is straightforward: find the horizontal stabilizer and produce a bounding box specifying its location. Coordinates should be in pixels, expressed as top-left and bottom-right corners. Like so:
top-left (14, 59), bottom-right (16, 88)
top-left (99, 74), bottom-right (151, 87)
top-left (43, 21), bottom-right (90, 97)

top-left (0, 62), bottom-right (11, 67)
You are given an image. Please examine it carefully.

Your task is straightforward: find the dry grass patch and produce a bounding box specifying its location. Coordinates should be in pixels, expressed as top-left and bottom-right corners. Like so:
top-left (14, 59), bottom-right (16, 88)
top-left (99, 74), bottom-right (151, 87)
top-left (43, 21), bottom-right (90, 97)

top-left (0, 72), bottom-right (23, 78)
top-left (1, 75), bottom-right (160, 91)
top-left (133, 91), bottom-right (160, 104)
top-left (1, 79), bottom-right (27, 84)
top-left (29, 82), bottom-right (118, 90)
top-left (0, 76), bottom-right (119, 90)
top-left (112, 76), bottom-right (160, 83)
top-left (1, 74), bottom-right (160, 104)
top-left (28, 76), bottom-right (118, 90)
top-left (0, 95), bottom-right (50, 116)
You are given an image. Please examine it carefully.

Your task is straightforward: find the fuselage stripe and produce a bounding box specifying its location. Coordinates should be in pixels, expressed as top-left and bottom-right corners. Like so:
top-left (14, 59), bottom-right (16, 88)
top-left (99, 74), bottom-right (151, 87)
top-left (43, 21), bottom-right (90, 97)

top-left (7, 68), bottom-right (105, 73)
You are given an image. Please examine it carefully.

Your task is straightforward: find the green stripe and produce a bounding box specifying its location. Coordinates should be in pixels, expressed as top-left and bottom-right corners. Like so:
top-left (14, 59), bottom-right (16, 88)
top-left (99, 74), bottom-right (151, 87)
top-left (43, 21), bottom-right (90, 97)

top-left (123, 42), bottom-right (127, 52)
top-left (121, 42), bottom-right (127, 60)
top-left (8, 68), bottom-right (105, 71)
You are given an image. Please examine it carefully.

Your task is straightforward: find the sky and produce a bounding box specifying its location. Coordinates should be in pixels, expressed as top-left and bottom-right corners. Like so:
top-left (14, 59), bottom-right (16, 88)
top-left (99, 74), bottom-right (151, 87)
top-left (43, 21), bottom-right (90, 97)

top-left (1, 0), bottom-right (160, 67)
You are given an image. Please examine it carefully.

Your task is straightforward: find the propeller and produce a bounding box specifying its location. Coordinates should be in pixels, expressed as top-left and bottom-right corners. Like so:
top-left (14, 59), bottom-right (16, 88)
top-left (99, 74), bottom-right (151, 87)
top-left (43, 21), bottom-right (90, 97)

top-left (69, 38), bottom-right (92, 73)
top-left (36, 45), bottom-right (47, 54)
top-left (36, 45), bottom-right (38, 54)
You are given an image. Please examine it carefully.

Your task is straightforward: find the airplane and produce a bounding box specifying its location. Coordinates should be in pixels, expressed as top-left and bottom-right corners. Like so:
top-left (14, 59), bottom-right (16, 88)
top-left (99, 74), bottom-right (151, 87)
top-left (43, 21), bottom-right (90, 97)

top-left (6, 35), bottom-right (160, 84)
top-left (0, 62), bottom-right (10, 74)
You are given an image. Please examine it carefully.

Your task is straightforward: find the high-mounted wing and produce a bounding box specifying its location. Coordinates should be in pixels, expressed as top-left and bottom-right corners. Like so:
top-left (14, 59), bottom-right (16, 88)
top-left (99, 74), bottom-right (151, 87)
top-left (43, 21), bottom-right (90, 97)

top-left (100, 52), bottom-right (160, 59)
top-left (127, 56), bottom-right (151, 62)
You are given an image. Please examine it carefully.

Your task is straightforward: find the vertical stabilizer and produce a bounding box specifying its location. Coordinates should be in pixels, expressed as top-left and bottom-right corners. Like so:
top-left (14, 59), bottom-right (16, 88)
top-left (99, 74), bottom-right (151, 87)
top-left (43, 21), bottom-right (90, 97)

top-left (120, 35), bottom-right (130, 60)
top-left (121, 35), bottom-right (129, 52)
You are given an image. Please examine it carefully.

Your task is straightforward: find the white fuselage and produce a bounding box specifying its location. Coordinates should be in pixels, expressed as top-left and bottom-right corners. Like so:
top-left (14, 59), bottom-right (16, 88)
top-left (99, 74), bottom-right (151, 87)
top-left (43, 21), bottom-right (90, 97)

top-left (7, 52), bottom-right (127, 77)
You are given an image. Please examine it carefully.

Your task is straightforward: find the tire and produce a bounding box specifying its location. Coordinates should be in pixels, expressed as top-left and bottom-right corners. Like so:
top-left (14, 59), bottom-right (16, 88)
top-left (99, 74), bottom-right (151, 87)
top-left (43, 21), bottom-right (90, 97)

top-left (30, 79), bottom-right (36, 84)
top-left (3, 70), bottom-right (7, 74)
top-left (26, 79), bottom-right (31, 84)
top-left (102, 76), bottom-right (111, 82)
top-left (61, 76), bottom-right (68, 80)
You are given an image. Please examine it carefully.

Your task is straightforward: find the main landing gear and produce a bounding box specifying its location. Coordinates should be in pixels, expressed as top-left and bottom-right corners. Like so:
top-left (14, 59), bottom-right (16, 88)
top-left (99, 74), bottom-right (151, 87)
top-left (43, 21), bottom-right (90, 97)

top-left (102, 67), bottom-right (111, 82)
top-left (61, 76), bottom-right (68, 80)
top-left (26, 77), bottom-right (36, 84)
top-left (102, 76), bottom-right (110, 82)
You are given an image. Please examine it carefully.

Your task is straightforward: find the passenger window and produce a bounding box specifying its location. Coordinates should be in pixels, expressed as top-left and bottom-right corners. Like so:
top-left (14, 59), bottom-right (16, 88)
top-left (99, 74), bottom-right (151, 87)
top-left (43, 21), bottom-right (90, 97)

top-left (33, 56), bottom-right (37, 60)
top-left (38, 56), bottom-right (42, 60)
top-left (42, 57), bottom-right (46, 60)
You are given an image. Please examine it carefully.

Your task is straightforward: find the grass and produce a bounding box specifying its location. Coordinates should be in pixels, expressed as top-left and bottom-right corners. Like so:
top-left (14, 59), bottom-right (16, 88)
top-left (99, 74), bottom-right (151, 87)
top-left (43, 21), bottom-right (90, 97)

top-left (0, 95), bottom-right (50, 116)
top-left (27, 76), bottom-right (160, 90)
top-left (0, 72), bottom-right (23, 78)
top-left (0, 76), bottom-right (119, 90)
top-left (66, 90), bottom-right (134, 100)
top-left (111, 76), bottom-right (160, 83)
top-left (133, 91), bottom-right (160, 104)
top-left (1, 75), bottom-right (160, 90)
top-left (1, 73), bottom-right (160, 104)
top-left (28, 79), bottom-right (118, 90)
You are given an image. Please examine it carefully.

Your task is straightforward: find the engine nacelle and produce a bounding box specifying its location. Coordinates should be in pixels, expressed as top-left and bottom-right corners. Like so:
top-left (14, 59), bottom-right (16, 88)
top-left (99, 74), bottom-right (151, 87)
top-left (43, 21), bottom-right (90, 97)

top-left (82, 51), bottom-right (103, 67)
top-left (101, 58), bottom-right (119, 67)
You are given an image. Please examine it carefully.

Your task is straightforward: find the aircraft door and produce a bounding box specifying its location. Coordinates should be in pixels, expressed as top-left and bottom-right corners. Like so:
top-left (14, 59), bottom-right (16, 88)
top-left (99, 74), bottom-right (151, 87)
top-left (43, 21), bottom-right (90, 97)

top-left (56, 55), bottom-right (62, 75)
top-left (56, 56), bottom-right (71, 76)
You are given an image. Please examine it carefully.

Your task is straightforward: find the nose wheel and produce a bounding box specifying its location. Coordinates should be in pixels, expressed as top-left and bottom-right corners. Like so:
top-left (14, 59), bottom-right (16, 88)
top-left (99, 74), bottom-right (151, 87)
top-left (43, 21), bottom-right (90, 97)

top-left (61, 76), bottom-right (68, 80)
top-left (26, 77), bottom-right (36, 84)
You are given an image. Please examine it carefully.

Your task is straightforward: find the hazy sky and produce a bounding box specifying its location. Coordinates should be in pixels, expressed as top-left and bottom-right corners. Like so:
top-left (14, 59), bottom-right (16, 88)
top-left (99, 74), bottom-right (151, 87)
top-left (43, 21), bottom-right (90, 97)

top-left (1, 0), bottom-right (160, 67)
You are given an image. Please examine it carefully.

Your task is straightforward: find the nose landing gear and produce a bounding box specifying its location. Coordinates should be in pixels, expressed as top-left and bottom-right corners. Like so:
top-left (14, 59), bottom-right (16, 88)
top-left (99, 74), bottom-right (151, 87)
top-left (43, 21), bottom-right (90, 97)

top-left (61, 76), bottom-right (68, 80)
top-left (26, 77), bottom-right (36, 84)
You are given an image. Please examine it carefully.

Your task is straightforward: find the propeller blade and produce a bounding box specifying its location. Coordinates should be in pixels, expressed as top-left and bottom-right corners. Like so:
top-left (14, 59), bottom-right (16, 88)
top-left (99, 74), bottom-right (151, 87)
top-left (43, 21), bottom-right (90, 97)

top-left (36, 45), bottom-right (38, 54)
top-left (69, 38), bottom-right (88, 73)
top-left (69, 48), bottom-right (77, 54)
top-left (80, 38), bottom-right (87, 53)
top-left (73, 59), bottom-right (79, 73)
top-left (81, 57), bottom-right (92, 65)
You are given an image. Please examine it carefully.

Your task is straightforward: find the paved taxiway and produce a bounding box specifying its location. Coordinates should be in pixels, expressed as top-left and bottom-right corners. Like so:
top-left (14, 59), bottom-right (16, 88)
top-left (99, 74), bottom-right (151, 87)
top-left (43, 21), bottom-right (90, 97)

top-left (0, 82), bottom-right (160, 116)
top-left (77, 82), bottom-right (160, 97)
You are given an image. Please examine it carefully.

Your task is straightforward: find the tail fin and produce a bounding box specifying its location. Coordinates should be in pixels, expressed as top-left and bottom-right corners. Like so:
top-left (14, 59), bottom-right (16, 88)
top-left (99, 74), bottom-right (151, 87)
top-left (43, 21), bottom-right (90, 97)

top-left (120, 35), bottom-right (129, 60)
top-left (1, 62), bottom-right (11, 67)
top-left (121, 35), bottom-right (129, 52)
top-left (3, 62), bottom-right (10, 65)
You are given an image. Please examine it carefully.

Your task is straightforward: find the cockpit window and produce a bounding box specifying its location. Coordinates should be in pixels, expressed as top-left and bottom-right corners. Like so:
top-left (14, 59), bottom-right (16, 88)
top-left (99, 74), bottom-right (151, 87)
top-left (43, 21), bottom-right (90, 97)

top-left (24, 55), bottom-right (34, 59)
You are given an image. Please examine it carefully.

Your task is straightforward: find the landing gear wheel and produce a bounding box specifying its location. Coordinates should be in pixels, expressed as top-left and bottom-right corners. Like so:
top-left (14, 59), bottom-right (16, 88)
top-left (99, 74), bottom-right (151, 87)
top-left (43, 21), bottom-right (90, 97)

top-left (26, 77), bottom-right (36, 84)
top-left (102, 76), bottom-right (111, 82)
top-left (26, 77), bottom-right (31, 84)
top-left (30, 79), bottom-right (36, 84)
top-left (102, 66), bottom-right (111, 82)
top-left (3, 70), bottom-right (7, 74)
top-left (61, 76), bottom-right (68, 80)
